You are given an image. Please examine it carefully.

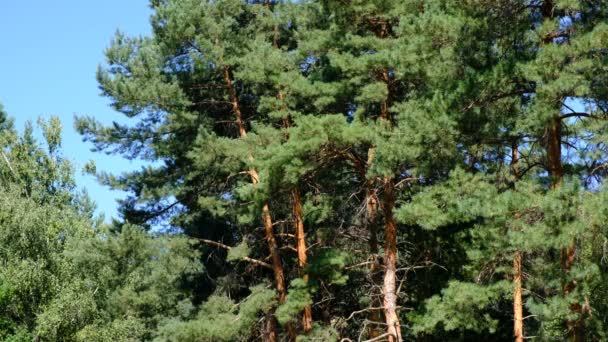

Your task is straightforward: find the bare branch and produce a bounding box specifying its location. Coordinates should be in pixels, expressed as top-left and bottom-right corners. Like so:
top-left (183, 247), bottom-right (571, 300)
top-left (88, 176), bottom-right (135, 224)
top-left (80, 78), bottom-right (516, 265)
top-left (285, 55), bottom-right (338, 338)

top-left (345, 261), bottom-right (378, 270)
top-left (197, 238), bottom-right (272, 269)
top-left (561, 112), bottom-right (596, 120)
top-left (360, 332), bottom-right (394, 342)
top-left (345, 307), bottom-right (385, 321)
top-left (1, 151), bottom-right (15, 176)
top-left (394, 177), bottom-right (421, 188)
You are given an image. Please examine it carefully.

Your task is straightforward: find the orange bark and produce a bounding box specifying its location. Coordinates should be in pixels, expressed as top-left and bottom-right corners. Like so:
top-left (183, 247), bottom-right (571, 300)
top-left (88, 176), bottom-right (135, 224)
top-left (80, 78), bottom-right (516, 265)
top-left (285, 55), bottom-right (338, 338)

top-left (265, 313), bottom-right (278, 342)
top-left (513, 251), bottom-right (524, 342)
top-left (365, 150), bottom-right (383, 338)
top-left (292, 188), bottom-right (313, 332)
top-left (512, 143), bottom-right (524, 342)
top-left (276, 87), bottom-right (314, 333)
top-left (367, 183), bottom-right (379, 254)
top-left (223, 67), bottom-right (249, 139)
top-left (267, 0), bottom-right (313, 326)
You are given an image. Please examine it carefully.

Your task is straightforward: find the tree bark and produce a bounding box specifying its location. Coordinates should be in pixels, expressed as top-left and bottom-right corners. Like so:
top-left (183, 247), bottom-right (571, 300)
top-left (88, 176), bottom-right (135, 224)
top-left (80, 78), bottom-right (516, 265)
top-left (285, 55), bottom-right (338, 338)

top-left (513, 251), bottom-right (524, 342)
top-left (224, 66), bottom-right (249, 139)
top-left (365, 149), bottom-right (384, 338)
top-left (376, 35), bottom-right (401, 335)
top-left (264, 313), bottom-right (278, 342)
top-left (546, 118), bottom-right (563, 190)
top-left (275, 86), bottom-right (314, 333)
top-left (367, 182), bottom-right (379, 254)
top-left (268, 0), bottom-right (312, 326)
top-left (292, 188), bottom-right (313, 332)
top-left (511, 143), bottom-right (524, 342)
top-left (383, 177), bottom-right (402, 342)
top-left (367, 149), bottom-right (379, 255)
top-left (377, 53), bottom-right (402, 338)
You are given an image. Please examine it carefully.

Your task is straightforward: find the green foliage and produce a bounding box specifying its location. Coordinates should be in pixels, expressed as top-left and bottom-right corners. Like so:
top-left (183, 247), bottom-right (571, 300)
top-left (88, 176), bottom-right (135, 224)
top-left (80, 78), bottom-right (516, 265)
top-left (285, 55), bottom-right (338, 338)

top-left (296, 324), bottom-right (339, 342)
top-left (155, 285), bottom-right (276, 342)
top-left (75, 318), bottom-right (147, 342)
top-left (226, 241), bottom-right (251, 262)
top-left (35, 282), bottom-right (98, 341)
top-left (3, 0), bottom-right (605, 340)
top-left (397, 169), bottom-right (497, 230)
top-left (410, 281), bottom-right (510, 335)
top-left (307, 249), bottom-right (350, 287)
top-left (276, 279), bottom-right (313, 326)
top-left (0, 111), bottom-right (203, 341)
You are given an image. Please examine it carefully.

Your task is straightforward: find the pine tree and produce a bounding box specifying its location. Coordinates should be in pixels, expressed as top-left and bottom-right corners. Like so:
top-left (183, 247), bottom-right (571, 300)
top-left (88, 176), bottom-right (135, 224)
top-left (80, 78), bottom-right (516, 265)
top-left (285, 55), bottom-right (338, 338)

top-left (401, 1), bottom-right (608, 340)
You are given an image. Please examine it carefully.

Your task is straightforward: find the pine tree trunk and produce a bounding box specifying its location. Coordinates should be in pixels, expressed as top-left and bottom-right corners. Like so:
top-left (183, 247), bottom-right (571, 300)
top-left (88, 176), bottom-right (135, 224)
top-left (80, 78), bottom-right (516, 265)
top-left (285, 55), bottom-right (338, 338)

top-left (539, 2), bottom-right (583, 337)
top-left (547, 118), bottom-right (563, 190)
top-left (367, 182), bottom-right (379, 254)
top-left (224, 66), bottom-right (249, 139)
top-left (264, 312), bottom-right (278, 342)
top-left (377, 56), bottom-right (402, 339)
top-left (383, 177), bottom-right (402, 342)
top-left (513, 251), bottom-right (524, 342)
top-left (366, 149), bottom-right (383, 338)
top-left (291, 188), bottom-right (313, 332)
top-left (547, 96), bottom-right (584, 341)
top-left (223, 65), bottom-right (292, 341)
top-left (276, 86), bottom-right (314, 333)
top-left (549, 117), bottom-right (582, 341)
top-left (366, 152), bottom-right (379, 254)
top-left (512, 142), bottom-right (524, 342)
top-left (549, 118), bottom-right (583, 340)
top-left (264, 4), bottom-right (307, 332)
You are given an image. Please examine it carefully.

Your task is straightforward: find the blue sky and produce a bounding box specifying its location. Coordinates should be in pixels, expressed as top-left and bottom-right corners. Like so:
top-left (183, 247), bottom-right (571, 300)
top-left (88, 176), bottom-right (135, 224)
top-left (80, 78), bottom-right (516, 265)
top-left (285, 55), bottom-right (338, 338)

top-left (0, 1), bottom-right (152, 221)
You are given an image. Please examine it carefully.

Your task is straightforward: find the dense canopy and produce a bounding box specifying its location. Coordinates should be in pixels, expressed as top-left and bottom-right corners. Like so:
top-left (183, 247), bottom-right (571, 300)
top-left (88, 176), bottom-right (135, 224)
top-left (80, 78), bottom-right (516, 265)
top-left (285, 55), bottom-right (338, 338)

top-left (3, 0), bottom-right (608, 341)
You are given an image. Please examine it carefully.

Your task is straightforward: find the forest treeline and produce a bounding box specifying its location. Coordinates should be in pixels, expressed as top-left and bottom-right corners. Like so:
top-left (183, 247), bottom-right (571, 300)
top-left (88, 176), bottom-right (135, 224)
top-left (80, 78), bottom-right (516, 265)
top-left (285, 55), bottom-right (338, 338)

top-left (2, 0), bottom-right (608, 341)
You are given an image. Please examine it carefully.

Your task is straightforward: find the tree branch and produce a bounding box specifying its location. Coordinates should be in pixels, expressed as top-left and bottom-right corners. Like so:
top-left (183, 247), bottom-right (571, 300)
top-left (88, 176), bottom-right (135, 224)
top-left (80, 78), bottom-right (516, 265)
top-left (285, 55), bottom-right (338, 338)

top-left (561, 112), bottom-right (596, 120)
top-left (345, 307), bottom-right (385, 321)
top-left (197, 238), bottom-right (272, 269)
top-left (360, 332), bottom-right (394, 342)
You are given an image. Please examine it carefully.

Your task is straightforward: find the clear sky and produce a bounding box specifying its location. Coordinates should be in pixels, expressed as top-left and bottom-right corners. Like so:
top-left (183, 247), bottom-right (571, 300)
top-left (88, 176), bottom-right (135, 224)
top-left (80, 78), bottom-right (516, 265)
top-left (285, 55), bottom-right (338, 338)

top-left (0, 1), bottom-right (152, 221)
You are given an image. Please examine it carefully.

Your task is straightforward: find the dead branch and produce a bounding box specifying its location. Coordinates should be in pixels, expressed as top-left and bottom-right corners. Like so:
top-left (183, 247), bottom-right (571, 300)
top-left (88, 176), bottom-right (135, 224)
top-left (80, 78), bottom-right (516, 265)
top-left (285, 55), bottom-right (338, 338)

top-left (197, 238), bottom-right (272, 269)
top-left (345, 307), bottom-right (385, 321)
